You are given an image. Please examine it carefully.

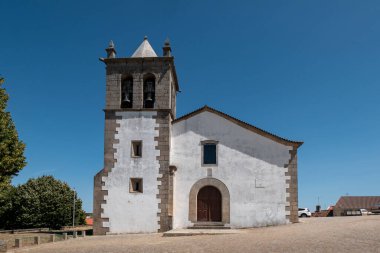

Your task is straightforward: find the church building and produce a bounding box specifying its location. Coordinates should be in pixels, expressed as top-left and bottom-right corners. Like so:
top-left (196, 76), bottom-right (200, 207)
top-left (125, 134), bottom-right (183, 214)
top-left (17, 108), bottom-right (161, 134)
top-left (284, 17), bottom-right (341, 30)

top-left (93, 37), bottom-right (303, 235)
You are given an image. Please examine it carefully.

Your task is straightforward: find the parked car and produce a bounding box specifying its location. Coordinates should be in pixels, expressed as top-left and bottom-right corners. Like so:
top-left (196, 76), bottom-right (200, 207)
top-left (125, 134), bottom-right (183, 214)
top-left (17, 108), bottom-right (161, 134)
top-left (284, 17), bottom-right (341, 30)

top-left (360, 209), bottom-right (370, 215)
top-left (298, 208), bottom-right (312, 218)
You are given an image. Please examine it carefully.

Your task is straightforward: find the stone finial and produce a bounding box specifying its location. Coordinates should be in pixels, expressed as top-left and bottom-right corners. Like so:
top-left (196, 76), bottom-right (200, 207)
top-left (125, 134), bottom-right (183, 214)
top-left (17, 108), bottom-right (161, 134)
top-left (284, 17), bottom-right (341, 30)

top-left (105, 40), bottom-right (116, 59)
top-left (163, 37), bottom-right (171, 57)
top-left (164, 37), bottom-right (170, 46)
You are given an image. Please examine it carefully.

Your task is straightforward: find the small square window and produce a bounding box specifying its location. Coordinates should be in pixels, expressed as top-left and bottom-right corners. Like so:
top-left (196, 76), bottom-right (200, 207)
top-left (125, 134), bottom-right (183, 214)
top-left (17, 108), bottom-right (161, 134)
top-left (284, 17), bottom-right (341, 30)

top-left (130, 178), bottom-right (143, 193)
top-left (131, 141), bottom-right (142, 157)
top-left (201, 141), bottom-right (218, 166)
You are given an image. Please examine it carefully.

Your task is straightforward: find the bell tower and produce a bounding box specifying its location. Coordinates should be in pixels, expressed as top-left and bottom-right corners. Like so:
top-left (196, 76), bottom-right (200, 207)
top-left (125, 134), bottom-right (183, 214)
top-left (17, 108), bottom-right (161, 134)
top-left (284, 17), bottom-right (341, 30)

top-left (94, 37), bottom-right (179, 235)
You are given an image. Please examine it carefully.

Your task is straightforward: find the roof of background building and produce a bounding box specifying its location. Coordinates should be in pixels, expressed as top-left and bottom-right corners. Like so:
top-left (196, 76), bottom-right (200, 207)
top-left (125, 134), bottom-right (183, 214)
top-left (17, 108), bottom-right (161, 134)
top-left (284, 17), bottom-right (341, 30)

top-left (131, 36), bottom-right (158, 58)
top-left (335, 196), bottom-right (380, 209)
top-left (85, 217), bottom-right (93, 225)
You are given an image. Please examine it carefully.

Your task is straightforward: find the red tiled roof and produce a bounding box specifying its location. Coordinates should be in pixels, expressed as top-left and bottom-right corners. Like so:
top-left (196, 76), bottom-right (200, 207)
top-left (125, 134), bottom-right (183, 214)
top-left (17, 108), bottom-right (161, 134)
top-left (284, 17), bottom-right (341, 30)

top-left (335, 196), bottom-right (380, 209)
top-left (85, 217), bottom-right (93, 226)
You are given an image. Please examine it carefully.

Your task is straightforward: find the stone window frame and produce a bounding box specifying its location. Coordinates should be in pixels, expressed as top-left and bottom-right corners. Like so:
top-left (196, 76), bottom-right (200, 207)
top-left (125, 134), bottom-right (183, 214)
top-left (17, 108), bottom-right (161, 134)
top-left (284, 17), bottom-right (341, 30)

top-left (129, 178), bottom-right (143, 193)
top-left (131, 140), bottom-right (143, 158)
top-left (201, 140), bottom-right (219, 167)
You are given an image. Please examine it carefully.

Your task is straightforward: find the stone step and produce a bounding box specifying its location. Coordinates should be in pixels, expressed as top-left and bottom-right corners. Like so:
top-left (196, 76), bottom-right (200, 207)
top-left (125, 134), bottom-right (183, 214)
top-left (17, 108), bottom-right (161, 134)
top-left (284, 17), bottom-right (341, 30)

top-left (188, 222), bottom-right (231, 229)
top-left (189, 226), bottom-right (231, 229)
top-left (193, 222), bottom-right (224, 226)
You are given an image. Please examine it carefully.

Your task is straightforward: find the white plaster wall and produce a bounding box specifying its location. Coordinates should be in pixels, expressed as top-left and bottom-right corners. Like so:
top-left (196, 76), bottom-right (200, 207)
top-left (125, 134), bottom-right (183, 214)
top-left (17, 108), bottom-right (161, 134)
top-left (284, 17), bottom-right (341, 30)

top-left (171, 111), bottom-right (293, 229)
top-left (102, 111), bottom-right (160, 233)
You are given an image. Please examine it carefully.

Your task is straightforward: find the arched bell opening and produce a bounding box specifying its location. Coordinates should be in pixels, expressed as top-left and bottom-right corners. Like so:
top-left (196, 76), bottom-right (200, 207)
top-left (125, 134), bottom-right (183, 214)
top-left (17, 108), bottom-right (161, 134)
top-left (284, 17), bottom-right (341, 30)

top-left (143, 74), bottom-right (155, 108)
top-left (121, 76), bottom-right (133, 108)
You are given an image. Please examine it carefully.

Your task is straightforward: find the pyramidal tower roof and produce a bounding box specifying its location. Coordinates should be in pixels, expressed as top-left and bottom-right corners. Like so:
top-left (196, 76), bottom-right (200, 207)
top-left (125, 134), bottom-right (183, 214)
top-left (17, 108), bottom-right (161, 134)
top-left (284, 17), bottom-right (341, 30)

top-left (131, 36), bottom-right (158, 58)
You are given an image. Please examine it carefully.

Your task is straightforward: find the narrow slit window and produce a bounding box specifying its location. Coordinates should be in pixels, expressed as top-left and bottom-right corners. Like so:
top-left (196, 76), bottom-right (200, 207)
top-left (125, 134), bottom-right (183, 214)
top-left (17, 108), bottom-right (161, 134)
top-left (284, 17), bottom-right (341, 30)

top-left (130, 178), bottom-right (143, 193)
top-left (131, 141), bottom-right (142, 157)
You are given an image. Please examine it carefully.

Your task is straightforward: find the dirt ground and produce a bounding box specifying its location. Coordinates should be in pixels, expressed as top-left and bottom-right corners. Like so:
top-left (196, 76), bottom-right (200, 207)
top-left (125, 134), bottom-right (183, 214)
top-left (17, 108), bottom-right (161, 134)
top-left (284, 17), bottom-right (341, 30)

top-left (12, 216), bottom-right (380, 253)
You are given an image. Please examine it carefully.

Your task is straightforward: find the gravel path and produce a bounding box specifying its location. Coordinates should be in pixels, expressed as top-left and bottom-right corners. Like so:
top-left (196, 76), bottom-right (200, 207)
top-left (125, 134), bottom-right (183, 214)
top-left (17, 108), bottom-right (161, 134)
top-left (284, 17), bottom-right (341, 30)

top-left (13, 216), bottom-right (380, 253)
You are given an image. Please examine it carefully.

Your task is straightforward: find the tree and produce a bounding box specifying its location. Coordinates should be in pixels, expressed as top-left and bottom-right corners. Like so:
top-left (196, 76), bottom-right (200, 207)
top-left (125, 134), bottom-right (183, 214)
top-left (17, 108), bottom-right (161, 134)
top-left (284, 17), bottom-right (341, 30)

top-left (0, 181), bottom-right (15, 229)
top-left (0, 77), bottom-right (26, 184)
top-left (3, 175), bottom-right (86, 229)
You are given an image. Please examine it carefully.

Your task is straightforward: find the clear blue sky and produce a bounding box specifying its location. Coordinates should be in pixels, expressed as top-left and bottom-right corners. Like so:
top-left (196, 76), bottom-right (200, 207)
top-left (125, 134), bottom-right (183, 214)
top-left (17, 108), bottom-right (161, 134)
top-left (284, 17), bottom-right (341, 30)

top-left (1, 0), bottom-right (379, 212)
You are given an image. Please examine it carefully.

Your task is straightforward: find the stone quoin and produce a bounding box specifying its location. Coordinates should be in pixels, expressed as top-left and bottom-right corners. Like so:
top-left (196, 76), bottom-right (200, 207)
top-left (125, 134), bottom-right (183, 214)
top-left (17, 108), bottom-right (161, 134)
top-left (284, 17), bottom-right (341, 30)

top-left (93, 37), bottom-right (303, 235)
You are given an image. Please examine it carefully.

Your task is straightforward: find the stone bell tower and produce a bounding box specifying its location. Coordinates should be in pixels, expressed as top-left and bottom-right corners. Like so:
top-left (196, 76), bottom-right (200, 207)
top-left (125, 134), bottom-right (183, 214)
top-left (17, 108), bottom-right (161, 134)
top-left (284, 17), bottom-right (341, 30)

top-left (93, 37), bottom-right (179, 235)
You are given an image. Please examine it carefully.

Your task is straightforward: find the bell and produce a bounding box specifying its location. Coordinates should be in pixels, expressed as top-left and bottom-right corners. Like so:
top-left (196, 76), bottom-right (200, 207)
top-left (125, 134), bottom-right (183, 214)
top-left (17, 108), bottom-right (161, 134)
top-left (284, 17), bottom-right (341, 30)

top-left (122, 94), bottom-right (130, 103)
top-left (146, 92), bottom-right (153, 102)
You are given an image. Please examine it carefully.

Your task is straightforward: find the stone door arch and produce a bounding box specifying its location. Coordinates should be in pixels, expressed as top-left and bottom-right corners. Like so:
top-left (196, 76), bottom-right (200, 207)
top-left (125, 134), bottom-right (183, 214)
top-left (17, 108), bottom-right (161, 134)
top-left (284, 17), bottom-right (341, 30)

top-left (189, 178), bottom-right (230, 224)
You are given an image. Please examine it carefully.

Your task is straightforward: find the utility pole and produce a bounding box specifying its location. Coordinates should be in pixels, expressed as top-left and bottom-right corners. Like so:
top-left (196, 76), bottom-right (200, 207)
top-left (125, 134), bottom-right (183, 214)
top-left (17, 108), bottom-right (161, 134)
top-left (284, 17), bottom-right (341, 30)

top-left (72, 189), bottom-right (76, 228)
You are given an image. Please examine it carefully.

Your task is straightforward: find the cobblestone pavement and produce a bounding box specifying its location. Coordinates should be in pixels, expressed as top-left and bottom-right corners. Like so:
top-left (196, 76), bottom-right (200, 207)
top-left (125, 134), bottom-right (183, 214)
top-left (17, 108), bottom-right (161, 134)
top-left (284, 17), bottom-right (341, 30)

top-left (14, 216), bottom-right (380, 253)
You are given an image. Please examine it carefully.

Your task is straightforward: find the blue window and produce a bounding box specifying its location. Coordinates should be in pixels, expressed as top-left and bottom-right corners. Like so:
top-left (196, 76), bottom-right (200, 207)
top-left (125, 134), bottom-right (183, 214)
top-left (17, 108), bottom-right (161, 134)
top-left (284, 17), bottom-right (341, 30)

top-left (203, 143), bottom-right (217, 165)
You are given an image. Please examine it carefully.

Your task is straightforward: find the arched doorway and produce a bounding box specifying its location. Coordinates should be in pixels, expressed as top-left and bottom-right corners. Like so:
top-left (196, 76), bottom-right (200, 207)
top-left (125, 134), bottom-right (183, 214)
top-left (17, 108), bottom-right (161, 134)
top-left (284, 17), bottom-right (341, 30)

top-left (197, 186), bottom-right (222, 222)
top-left (189, 178), bottom-right (230, 224)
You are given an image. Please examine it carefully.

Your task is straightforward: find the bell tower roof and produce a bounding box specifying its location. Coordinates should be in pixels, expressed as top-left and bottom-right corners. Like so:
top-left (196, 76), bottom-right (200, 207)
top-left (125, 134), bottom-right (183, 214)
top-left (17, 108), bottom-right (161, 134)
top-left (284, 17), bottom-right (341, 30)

top-left (131, 36), bottom-right (158, 58)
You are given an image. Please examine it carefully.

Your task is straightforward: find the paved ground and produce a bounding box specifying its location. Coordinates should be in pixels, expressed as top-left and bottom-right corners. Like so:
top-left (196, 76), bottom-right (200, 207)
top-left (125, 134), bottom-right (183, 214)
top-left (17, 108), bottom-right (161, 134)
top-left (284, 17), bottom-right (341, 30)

top-left (14, 216), bottom-right (380, 253)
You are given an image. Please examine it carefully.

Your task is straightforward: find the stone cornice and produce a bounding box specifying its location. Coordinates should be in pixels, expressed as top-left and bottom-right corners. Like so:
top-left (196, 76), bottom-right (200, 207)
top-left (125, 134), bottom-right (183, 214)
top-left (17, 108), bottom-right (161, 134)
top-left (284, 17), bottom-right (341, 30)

top-left (103, 108), bottom-right (174, 119)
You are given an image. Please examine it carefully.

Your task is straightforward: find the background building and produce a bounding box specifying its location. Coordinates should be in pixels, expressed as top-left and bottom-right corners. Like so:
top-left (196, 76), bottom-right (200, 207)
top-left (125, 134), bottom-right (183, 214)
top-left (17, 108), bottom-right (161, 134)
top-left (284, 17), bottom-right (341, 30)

top-left (333, 196), bottom-right (380, 216)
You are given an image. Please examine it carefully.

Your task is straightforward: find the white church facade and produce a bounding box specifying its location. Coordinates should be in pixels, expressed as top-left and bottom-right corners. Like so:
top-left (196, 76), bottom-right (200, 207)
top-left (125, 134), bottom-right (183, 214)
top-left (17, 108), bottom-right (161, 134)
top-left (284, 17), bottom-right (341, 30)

top-left (93, 37), bottom-right (303, 235)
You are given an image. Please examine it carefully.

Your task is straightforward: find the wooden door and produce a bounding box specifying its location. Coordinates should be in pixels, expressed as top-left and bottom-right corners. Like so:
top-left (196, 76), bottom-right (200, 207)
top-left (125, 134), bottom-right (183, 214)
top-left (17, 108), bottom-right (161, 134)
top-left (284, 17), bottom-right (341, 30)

top-left (197, 186), bottom-right (222, 222)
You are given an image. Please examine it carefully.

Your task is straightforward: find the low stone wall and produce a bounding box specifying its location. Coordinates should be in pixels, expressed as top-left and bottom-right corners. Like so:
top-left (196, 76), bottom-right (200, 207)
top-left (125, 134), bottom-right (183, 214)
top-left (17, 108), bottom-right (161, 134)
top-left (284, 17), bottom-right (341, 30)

top-left (0, 231), bottom-right (88, 252)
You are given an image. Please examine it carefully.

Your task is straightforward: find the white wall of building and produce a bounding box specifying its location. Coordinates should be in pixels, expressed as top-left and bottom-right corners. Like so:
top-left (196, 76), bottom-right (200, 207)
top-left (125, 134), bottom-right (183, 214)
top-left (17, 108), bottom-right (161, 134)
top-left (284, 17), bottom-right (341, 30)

top-left (171, 111), bottom-right (293, 229)
top-left (102, 111), bottom-right (160, 233)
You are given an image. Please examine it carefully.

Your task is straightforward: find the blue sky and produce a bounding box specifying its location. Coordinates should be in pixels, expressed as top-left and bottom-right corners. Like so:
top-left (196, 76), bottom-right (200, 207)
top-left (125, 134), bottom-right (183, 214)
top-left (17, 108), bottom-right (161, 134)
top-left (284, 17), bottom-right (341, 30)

top-left (1, 0), bottom-right (379, 212)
